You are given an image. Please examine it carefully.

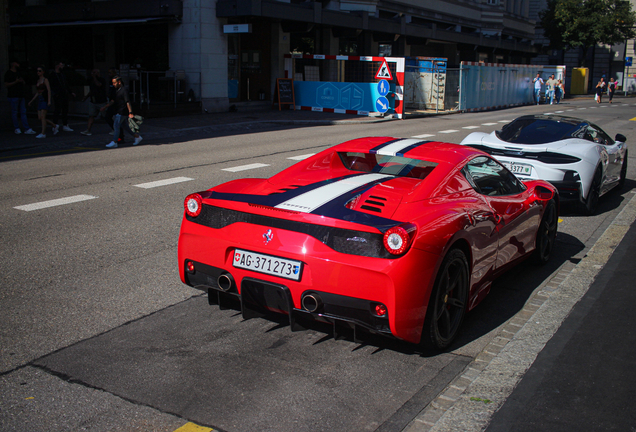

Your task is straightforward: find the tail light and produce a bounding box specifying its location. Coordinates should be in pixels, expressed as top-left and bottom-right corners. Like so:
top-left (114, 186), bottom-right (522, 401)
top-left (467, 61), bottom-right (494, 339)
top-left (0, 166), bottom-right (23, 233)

top-left (383, 223), bottom-right (416, 255)
top-left (184, 193), bottom-right (203, 217)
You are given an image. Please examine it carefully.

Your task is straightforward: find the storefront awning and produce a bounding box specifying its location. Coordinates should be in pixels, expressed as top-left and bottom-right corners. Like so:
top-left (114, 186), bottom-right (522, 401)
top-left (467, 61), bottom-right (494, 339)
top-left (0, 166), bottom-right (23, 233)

top-left (10, 17), bottom-right (176, 28)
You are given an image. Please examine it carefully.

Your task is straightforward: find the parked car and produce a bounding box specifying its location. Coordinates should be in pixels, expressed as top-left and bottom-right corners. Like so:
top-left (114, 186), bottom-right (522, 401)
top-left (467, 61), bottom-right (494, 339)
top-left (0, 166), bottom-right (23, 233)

top-left (460, 115), bottom-right (628, 214)
top-left (178, 137), bottom-right (558, 349)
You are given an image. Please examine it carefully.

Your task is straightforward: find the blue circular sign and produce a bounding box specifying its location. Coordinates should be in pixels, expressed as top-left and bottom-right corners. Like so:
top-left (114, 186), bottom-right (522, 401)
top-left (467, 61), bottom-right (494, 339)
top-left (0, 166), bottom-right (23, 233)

top-left (375, 96), bottom-right (389, 113)
top-left (377, 80), bottom-right (390, 97)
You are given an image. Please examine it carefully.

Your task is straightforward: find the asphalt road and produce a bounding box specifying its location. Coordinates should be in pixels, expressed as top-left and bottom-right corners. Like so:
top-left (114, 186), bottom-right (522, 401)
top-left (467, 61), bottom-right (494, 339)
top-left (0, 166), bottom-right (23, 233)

top-left (1, 99), bottom-right (635, 431)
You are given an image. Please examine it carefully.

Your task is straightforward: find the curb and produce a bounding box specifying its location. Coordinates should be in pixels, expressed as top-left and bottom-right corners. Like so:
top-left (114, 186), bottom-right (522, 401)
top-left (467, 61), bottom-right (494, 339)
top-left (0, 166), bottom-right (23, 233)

top-left (405, 190), bottom-right (636, 432)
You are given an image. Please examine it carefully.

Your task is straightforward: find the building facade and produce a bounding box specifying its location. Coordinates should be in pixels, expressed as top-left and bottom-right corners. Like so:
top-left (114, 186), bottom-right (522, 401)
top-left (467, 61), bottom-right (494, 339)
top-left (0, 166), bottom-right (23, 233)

top-left (4, 0), bottom-right (539, 119)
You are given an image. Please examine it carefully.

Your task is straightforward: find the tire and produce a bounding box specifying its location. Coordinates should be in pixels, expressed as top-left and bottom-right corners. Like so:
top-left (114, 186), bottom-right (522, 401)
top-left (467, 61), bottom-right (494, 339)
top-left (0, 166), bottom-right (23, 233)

top-left (582, 168), bottom-right (601, 216)
top-left (618, 150), bottom-right (628, 190)
top-left (533, 199), bottom-right (558, 265)
top-left (421, 248), bottom-right (469, 350)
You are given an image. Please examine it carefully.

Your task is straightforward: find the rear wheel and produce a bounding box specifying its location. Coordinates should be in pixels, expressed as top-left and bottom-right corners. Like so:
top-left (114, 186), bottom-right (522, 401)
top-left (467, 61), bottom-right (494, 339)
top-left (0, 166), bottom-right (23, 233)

top-left (422, 248), bottom-right (469, 350)
top-left (533, 199), bottom-right (558, 265)
top-left (582, 168), bottom-right (601, 215)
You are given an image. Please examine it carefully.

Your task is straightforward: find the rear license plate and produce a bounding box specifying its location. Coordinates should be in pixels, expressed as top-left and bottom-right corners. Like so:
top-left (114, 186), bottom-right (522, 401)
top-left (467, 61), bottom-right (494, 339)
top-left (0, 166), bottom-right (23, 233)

top-left (502, 161), bottom-right (532, 176)
top-left (233, 249), bottom-right (302, 281)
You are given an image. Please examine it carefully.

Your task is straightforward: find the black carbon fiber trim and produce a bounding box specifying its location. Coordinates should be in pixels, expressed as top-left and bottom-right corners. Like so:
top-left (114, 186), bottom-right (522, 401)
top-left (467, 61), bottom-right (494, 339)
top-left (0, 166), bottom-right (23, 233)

top-left (187, 204), bottom-right (396, 258)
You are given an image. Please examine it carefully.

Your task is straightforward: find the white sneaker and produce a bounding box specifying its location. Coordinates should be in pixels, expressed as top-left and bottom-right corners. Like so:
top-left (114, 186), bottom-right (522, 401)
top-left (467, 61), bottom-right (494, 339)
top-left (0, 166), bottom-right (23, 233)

top-left (14, 128), bottom-right (21, 134)
top-left (106, 141), bottom-right (118, 148)
top-left (133, 136), bottom-right (143, 146)
top-left (53, 125), bottom-right (59, 135)
top-left (80, 130), bottom-right (92, 136)
top-left (24, 129), bottom-right (36, 135)
top-left (62, 125), bottom-right (74, 132)
top-left (36, 133), bottom-right (46, 138)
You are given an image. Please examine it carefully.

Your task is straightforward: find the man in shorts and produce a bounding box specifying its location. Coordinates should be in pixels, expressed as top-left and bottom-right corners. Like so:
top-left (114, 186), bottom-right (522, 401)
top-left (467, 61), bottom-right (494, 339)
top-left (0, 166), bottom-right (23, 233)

top-left (80, 68), bottom-right (107, 135)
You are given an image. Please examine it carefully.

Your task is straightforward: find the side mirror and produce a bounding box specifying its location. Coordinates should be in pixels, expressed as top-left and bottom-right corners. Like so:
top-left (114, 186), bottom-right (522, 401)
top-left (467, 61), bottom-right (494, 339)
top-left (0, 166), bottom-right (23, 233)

top-left (533, 185), bottom-right (554, 201)
top-left (615, 133), bottom-right (627, 143)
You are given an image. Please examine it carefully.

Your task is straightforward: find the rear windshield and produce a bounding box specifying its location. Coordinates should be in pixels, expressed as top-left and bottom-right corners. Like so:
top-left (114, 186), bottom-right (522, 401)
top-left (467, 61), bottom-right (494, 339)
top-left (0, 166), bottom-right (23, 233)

top-left (496, 117), bottom-right (585, 144)
top-left (338, 152), bottom-right (438, 179)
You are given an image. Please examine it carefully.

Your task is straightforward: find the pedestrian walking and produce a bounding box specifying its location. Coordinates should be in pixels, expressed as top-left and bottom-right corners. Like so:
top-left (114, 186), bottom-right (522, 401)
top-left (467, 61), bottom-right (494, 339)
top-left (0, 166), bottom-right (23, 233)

top-left (545, 74), bottom-right (558, 105)
top-left (27, 66), bottom-right (57, 138)
top-left (80, 68), bottom-right (107, 136)
top-left (50, 61), bottom-right (76, 134)
top-left (608, 78), bottom-right (617, 103)
top-left (4, 60), bottom-right (36, 135)
top-left (532, 73), bottom-right (544, 105)
top-left (595, 79), bottom-right (605, 103)
top-left (557, 79), bottom-right (565, 103)
top-left (102, 75), bottom-right (142, 148)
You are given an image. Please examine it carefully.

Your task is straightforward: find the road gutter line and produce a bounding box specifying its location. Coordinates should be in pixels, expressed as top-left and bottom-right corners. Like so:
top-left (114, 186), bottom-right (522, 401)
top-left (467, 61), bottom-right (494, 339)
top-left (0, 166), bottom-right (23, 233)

top-left (404, 191), bottom-right (636, 432)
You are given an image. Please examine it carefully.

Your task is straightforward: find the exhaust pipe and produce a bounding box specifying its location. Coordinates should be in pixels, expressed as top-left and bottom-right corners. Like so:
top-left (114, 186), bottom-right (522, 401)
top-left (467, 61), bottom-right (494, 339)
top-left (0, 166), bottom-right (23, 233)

top-left (217, 273), bottom-right (235, 292)
top-left (302, 293), bottom-right (323, 313)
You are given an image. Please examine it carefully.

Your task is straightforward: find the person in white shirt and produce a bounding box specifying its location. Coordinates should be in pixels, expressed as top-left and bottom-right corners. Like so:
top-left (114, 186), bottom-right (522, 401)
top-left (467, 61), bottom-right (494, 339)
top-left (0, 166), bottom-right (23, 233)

top-left (533, 73), bottom-right (544, 105)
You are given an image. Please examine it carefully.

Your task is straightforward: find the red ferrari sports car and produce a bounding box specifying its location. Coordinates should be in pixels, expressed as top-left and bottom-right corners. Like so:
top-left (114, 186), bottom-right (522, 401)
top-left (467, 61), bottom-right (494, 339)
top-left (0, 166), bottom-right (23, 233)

top-left (178, 137), bottom-right (558, 349)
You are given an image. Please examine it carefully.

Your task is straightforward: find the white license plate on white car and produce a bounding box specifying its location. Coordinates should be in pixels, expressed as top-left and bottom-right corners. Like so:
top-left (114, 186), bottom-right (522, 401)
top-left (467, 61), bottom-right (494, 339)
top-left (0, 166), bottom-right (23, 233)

top-left (233, 249), bottom-right (303, 281)
top-left (502, 161), bottom-right (532, 176)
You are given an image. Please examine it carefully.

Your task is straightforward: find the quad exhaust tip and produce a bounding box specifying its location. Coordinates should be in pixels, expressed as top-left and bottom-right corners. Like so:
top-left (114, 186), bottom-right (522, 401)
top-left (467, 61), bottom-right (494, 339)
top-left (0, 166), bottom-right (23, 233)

top-left (217, 273), bottom-right (235, 292)
top-left (302, 293), bottom-right (323, 313)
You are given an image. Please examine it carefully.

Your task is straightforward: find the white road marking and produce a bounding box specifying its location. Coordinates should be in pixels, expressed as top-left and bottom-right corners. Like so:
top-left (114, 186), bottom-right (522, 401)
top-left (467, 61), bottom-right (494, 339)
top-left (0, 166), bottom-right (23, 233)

top-left (222, 163), bottom-right (270, 172)
top-left (567, 109), bottom-right (575, 111)
top-left (578, 108), bottom-right (587, 110)
top-left (134, 177), bottom-right (194, 189)
top-left (287, 153), bottom-right (315, 161)
top-left (555, 111), bottom-right (564, 113)
top-left (462, 126), bottom-right (480, 129)
top-left (438, 130), bottom-right (458, 134)
top-left (498, 120), bottom-right (512, 123)
top-left (14, 195), bottom-right (97, 212)
top-left (600, 105), bottom-right (608, 108)
top-left (412, 134), bottom-right (435, 138)
top-left (543, 113), bottom-right (555, 115)
top-left (481, 123), bottom-right (498, 126)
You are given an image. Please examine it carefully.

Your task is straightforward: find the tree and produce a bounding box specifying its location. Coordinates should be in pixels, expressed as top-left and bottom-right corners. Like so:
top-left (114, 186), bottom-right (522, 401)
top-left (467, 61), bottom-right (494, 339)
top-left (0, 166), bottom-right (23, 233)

top-left (539, 0), bottom-right (636, 66)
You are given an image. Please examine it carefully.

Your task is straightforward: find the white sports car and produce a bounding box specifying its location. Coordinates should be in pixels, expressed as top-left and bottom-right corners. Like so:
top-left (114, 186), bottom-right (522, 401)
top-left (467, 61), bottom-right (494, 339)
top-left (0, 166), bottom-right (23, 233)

top-left (460, 115), bottom-right (628, 214)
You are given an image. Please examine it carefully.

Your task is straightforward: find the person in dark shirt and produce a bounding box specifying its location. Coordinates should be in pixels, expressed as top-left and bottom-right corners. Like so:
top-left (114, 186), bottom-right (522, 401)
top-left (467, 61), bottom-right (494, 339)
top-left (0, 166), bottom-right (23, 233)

top-left (4, 60), bottom-right (36, 135)
top-left (102, 75), bottom-right (142, 148)
top-left (80, 68), bottom-right (107, 136)
top-left (49, 61), bottom-right (76, 134)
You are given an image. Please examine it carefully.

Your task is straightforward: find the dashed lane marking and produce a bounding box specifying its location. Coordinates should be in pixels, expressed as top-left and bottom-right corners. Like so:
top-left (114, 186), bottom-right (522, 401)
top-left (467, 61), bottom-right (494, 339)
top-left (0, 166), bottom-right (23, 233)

top-left (287, 153), bottom-right (315, 161)
top-left (222, 163), bottom-right (270, 172)
top-left (412, 134), bottom-right (435, 138)
top-left (498, 120), bottom-right (512, 123)
top-left (438, 130), bottom-right (458, 134)
top-left (14, 194), bottom-right (97, 212)
top-left (481, 123), bottom-right (498, 126)
top-left (463, 126), bottom-right (480, 129)
top-left (134, 177), bottom-right (194, 189)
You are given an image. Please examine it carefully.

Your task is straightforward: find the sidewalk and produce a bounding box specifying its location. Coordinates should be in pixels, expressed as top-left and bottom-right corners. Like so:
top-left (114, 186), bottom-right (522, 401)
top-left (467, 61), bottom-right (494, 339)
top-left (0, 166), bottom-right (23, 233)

top-left (0, 106), bottom-right (395, 154)
top-left (485, 210), bottom-right (636, 431)
top-left (413, 192), bottom-right (636, 432)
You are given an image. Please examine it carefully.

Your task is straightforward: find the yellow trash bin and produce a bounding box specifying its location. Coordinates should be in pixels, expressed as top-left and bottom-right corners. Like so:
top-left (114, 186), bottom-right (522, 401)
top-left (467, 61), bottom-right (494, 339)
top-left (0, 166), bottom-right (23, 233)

top-left (570, 68), bottom-right (589, 94)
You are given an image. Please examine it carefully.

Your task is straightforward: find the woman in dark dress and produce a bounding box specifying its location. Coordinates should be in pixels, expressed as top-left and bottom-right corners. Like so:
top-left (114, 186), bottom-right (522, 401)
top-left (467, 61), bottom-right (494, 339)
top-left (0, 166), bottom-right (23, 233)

top-left (28, 67), bottom-right (56, 138)
top-left (595, 80), bottom-right (604, 103)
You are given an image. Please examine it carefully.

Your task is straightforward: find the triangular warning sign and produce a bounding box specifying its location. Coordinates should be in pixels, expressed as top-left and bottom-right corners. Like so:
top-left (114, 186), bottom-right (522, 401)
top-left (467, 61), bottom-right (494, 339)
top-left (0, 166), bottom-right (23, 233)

top-left (375, 60), bottom-right (393, 80)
